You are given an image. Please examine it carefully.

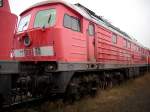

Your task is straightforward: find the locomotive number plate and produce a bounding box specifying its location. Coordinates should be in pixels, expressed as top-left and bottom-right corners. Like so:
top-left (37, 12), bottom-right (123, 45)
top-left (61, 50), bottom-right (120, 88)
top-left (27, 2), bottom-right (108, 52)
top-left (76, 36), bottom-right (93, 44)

top-left (24, 49), bottom-right (33, 56)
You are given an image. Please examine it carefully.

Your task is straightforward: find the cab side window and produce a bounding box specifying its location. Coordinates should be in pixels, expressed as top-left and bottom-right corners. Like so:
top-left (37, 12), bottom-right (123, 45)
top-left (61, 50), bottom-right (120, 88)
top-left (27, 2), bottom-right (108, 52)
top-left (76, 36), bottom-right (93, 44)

top-left (63, 14), bottom-right (81, 32)
top-left (0, 0), bottom-right (3, 7)
top-left (71, 17), bottom-right (80, 32)
top-left (63, 14), bottom-right (71, 29)
top-left (88, 24), bottom-right (94, 36)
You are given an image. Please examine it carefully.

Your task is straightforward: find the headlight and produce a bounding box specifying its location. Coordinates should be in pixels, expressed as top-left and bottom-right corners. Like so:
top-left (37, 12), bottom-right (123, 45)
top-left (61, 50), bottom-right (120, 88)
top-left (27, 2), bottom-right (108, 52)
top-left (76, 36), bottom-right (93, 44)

top-left (24, 35), bottom-right (31, 47)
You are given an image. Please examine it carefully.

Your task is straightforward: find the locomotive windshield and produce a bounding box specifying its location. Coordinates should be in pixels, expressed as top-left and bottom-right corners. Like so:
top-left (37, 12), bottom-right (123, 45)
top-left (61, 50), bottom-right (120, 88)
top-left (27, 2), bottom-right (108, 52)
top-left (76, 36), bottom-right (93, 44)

top-left (0, 0), bottom-right (3, 7)
top-left (18, 15), bottom-right (31, 32)
top-left (34, 9), bottom-right (56, 28)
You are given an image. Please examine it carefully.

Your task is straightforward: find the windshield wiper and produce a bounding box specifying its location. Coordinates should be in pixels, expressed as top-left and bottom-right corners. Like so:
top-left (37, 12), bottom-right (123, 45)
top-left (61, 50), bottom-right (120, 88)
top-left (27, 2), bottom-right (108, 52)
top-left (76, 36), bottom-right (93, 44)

top-left (22, 22), bottom-right (28, 31)
top-left (42, 14), bottom-right (51, 29)
top-left (47, 14), bottom-right (51, 24)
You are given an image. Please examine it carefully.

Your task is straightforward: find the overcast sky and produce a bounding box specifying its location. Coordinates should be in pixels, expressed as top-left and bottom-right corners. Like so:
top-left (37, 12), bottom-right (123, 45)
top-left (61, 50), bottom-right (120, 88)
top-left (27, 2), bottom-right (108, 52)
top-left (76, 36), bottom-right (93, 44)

top-left (9, 0), bottom-right (150, 48)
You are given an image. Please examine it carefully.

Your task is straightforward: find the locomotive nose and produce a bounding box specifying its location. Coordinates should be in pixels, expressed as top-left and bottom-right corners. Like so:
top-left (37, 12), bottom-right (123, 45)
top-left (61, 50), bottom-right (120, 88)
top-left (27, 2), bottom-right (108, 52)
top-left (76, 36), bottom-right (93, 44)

top-left (14, 28), bottom-right (55, 58)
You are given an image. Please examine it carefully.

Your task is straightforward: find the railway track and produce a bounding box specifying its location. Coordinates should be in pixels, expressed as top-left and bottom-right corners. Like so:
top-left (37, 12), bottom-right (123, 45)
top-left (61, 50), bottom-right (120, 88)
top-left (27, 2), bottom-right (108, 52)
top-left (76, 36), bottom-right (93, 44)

top-left (2, 94), bottom-right (63, 112)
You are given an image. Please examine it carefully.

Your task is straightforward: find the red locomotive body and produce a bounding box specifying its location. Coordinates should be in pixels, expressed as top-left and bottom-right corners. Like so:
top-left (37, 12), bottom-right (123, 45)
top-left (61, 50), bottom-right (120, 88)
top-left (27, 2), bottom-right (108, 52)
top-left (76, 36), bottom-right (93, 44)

top-left (0, 0), bottom-right (150, 107)
top-left (13, 0), bottom-right (149, 67)
top-left (0, 0), bottom-right (17, 60)
top-left (0, 0), bottom-right (18, 107)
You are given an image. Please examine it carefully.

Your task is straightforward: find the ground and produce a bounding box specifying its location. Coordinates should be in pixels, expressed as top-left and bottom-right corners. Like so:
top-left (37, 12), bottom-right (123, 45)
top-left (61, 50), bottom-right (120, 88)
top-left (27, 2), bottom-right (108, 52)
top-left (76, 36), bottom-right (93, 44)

top-left (16, 73), bottom-right (150, 112)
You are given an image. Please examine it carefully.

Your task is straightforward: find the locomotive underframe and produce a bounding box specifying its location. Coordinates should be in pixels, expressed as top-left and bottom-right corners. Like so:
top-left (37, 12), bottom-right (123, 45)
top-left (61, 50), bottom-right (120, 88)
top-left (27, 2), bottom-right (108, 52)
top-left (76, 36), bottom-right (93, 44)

top-left (0, 61), bottom-right (149, 107)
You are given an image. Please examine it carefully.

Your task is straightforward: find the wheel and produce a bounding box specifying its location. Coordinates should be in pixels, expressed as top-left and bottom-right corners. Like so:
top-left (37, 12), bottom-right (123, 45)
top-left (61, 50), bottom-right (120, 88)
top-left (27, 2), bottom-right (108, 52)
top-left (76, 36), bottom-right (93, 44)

top-left (64, 77), bottom-right (81, 103)
top-left (90, 81), bottom-right (98, 97)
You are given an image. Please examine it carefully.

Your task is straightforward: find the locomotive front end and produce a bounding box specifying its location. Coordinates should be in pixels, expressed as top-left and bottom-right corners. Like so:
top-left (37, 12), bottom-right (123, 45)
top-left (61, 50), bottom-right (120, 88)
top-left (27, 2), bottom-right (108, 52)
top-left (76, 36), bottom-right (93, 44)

top-left (13, 5), bottom-right (59, 62)
top-left (5, 2), bottom-right (65, 106)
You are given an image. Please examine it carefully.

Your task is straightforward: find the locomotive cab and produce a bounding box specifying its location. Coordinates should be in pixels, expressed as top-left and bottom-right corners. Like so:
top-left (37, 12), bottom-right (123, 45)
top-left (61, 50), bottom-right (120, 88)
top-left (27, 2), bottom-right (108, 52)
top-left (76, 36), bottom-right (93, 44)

top-left (13, 0), bottom-right (86, 63)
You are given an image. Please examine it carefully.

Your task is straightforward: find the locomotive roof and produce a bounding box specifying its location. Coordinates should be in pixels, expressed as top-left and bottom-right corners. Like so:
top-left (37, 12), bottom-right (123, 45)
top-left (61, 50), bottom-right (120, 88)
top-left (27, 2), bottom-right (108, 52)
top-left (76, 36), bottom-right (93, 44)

top-left (20, 0), bottom-right (148, 49)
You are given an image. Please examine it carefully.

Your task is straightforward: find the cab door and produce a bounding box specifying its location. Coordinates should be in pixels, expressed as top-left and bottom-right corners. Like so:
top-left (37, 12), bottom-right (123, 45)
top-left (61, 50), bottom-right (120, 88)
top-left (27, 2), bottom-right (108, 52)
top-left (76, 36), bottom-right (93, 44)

top-left (87, 23), bottom-right (96, 62)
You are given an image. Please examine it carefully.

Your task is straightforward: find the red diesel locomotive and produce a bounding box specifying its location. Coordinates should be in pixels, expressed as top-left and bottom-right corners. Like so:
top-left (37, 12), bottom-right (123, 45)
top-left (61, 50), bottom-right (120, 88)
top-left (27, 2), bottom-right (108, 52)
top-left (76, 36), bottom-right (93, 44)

top-left (0, 0), bottom-right (18, 107)
top-left (0, 0), bottom-right (150, 107)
